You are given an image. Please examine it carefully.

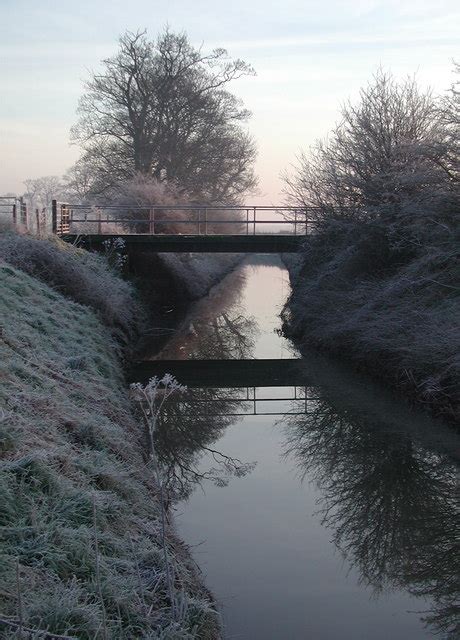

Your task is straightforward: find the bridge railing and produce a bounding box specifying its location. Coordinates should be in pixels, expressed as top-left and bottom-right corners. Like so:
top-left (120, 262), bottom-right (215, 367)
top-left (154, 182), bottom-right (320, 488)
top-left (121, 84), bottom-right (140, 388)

top-left (51, 202), bottom-right (316, 237)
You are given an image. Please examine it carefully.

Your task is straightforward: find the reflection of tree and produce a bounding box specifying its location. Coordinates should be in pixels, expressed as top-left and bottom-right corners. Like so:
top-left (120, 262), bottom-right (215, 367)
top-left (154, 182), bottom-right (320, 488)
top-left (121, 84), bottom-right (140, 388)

top-left (156, 268), bottom-right (258, 360)
top-left (282, 398), bottom-right (460, 638)
top-left (155, 387), bottom-right (255, 499)
top-left (144, 263), bottom-right (258, 498)
top-left (191, 312), bottom-right (255, 359)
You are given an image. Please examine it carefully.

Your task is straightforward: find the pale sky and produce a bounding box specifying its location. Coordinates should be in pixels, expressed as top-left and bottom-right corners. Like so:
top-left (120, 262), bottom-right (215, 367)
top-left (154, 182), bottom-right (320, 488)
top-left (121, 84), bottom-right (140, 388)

top-left (1, 0), bottom-right (458, 202)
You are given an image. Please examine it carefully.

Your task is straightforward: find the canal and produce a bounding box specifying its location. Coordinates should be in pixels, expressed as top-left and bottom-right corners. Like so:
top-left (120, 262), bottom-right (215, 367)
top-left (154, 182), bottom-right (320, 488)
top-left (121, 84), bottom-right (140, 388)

top-left (142, 254), bottom-right (459, 639)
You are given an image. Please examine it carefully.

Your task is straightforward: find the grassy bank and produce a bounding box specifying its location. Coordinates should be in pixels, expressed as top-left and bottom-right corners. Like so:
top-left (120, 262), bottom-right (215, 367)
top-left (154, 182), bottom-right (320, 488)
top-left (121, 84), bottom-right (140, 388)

top-left (282, 225), bottom-right (460, 424)
top-left (0, 232), bottom-right (220, 638)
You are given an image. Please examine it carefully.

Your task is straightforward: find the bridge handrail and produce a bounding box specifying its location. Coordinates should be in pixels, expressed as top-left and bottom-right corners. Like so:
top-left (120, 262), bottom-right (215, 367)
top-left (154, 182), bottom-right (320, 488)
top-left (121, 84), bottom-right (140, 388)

top-left (51, 201), bottom-right (319, 237)
top-left (69, 218), bottom-right (303, 224)
top-left (57, 204), bottom-right (311, 210)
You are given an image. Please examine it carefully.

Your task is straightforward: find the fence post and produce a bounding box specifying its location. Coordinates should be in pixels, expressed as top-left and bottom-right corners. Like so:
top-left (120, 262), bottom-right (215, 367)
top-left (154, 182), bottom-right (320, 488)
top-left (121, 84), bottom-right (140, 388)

top-left (35, 208), bottom-right (40, 236)
top-left (97, 210), bottom-right (102, 234)
top-left (12, 203), bottom-right (17, 225)
top-left (149, 208), bottom-right (155, 235)
top-left (51, 200), bottom-right (57, 234)
top-left (61, 203), bottom-right (71, 234)
top-left (20, 197), bottom-right (28, 230)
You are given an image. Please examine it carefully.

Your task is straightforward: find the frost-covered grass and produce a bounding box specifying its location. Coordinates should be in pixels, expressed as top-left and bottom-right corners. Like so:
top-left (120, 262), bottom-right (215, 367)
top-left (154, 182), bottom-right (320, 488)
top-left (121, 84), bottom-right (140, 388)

top-left (0, 262), bottom-right (219, 638)
top-left (0, 231), bottom-right (141, 346)
top-left (283, 226), bottom-right (460, 423)
top-left (0, 229), bottom-right (241, 335)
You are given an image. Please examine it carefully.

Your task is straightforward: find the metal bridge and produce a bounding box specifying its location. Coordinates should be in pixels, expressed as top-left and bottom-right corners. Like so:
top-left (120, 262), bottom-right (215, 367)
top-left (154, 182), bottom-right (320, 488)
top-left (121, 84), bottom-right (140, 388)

top-left (52, 202), bottom-right (312, 253)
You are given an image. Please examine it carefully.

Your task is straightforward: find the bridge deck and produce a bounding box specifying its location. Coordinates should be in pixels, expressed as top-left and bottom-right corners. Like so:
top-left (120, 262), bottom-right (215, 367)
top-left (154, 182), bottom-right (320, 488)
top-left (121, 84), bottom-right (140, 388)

top-left (130, 358), bottom-right (310, 387)
top-left (62, 234), bottom-right (304, 253)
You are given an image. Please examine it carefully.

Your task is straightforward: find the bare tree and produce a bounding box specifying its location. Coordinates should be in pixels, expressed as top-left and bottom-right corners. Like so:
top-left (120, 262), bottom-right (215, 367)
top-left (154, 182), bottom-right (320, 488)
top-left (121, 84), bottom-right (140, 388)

top-left (438, 61), bottom-right (460, 182)
top-left (62, 161), bottom-right (98, 202)
top-left (71, 29), bottom-right (257, 203)
top-left (23, 175), bottom-right (65, 209)
top-left (283, 70), bottom-right (454, 233)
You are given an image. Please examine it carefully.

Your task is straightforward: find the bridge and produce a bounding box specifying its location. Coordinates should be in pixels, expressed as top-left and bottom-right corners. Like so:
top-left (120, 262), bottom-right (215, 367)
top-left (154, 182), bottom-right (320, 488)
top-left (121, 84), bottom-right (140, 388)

top-left (52, 202), bottom-right (312, 253)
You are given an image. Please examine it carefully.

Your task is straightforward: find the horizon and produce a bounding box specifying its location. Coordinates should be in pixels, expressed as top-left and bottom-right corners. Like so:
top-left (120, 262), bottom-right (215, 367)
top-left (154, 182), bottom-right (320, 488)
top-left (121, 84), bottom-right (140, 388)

top-left (1, 0), bottom-right (458, 202)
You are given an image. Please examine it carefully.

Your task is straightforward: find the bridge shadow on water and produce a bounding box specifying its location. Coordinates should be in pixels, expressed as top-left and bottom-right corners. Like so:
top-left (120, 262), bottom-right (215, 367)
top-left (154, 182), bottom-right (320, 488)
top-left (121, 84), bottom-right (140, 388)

top-left (130, 357), bottom-right (309, 389)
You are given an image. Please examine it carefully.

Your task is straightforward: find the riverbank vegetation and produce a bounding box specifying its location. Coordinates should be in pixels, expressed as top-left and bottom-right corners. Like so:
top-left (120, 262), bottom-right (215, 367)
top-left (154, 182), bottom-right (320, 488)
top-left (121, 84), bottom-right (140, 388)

top-left (283, 68), bottom-right (459, 423)
top-left (0, 28), bottom-right (256, 632)
top-left (0, 230), bottom-right (221, 638)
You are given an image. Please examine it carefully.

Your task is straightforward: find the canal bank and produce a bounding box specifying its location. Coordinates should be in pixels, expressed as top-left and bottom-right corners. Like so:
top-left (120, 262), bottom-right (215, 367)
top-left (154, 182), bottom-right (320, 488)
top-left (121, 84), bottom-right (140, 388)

top-left (0, 229), bottom-right (230, 639)
top-left (280, 242), bottom-right (460, 426)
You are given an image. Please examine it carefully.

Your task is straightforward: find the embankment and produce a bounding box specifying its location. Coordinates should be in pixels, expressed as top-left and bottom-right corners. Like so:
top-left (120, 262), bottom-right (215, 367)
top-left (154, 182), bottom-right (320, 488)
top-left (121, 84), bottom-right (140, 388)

top-left (0, 231), bottom-right (223, 638)
top-left (281, 230), bottom-right (460, 425)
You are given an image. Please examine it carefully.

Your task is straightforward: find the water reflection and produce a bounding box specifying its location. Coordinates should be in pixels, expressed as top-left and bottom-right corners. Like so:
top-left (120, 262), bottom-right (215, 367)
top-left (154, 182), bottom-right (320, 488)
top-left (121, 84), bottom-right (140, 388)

top-left (158, 377), bottom-right (459, 636)
top-left (154, 387), bottom-right (255, 499)
top-left (154, 386), bottom-right (313, 498)
top-left (282, 385), bottom-right (460, 638)
top-left (151, 268), bottom-right (258, 360)
top-left (146, 257), bottom-right (459, 638)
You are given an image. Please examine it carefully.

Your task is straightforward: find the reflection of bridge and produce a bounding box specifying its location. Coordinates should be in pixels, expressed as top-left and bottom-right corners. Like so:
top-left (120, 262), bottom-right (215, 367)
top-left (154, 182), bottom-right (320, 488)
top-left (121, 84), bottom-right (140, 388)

top-left (130, 358), bottom-right (309, 388)
top-left (180, 386), bottom-right (319, 417)
top-left (131, 359), bottom-right (316, 416)
top-left (52, 203), bottom-right (312, 253)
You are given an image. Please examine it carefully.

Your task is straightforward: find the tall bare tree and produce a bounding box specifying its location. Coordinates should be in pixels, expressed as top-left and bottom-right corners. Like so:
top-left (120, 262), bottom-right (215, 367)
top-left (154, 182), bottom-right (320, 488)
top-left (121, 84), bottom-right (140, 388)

top-left (71, 29), bottom-right (257, 203)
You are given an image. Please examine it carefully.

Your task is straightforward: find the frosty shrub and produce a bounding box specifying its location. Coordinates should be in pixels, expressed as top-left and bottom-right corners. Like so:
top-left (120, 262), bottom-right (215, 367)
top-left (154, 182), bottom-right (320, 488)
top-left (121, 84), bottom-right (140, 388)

top-left (71, 173), bottom-right (246, 236)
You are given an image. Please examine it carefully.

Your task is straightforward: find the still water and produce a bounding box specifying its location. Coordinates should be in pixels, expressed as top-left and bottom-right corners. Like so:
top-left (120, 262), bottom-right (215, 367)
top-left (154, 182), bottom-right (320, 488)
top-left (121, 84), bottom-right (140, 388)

top-left (149, 255), bottom-right (459, 640)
